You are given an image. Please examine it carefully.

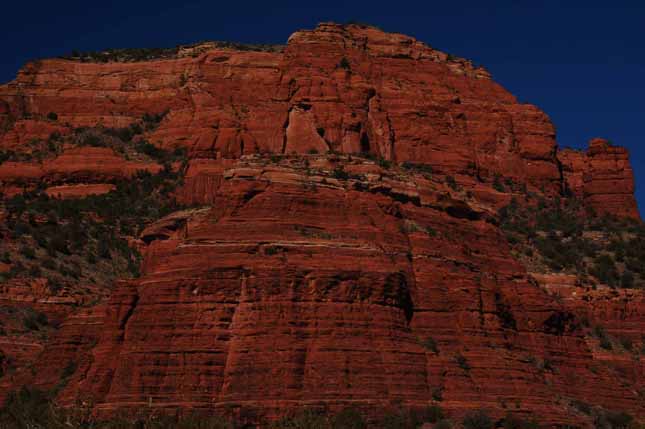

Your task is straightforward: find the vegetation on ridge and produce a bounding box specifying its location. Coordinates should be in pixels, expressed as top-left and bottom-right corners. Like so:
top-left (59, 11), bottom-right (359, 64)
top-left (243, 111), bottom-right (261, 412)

top-left (60, 41), bottom-right (284, 63)
top-left (499, 195), bottom-right (645, 289)
top-left (0, 116), bottom-right (188, 293)
top-left (2, 390), bottom-right (639, 429)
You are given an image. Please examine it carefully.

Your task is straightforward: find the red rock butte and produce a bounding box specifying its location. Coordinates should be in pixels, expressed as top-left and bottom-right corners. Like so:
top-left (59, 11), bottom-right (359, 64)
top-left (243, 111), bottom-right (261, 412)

top-left (0, 22), bottom-right (643, 427)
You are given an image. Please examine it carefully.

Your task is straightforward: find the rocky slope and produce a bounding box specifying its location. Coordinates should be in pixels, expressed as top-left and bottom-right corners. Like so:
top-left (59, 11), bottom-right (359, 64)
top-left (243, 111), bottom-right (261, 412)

top-left (0, 22), bottom-right (643, 428)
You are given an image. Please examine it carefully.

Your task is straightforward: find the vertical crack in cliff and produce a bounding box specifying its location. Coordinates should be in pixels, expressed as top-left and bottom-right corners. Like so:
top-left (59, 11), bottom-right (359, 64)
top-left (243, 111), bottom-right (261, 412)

top-left (385, 112), bottom-right (396, 161)
top-left (364, 87), bottom-right (397, 160)
top-left (477, 279), bottom-right (485, 328)
top-left (281, 107), bottom-right (292, 154)
top-left (363, 88), bottom-right (377, 156)
top-left (218, 269), bottom-right (246, 400)
top-left (117, 293), bottom-right (140, 343)
top-left (554, 148), bottom-right (567, 195)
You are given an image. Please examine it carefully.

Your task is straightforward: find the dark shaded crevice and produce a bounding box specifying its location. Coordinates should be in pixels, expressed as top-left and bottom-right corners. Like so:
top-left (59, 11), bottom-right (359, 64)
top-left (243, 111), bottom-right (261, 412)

top-left (117, 293), bottom-right (139, 342)
top-left (281, 108), bottom-right (292, 154)
top-left (554, 149), bottom-right (567, 196)
top-left (494, 291), bottom-right (517, 330)
top-left (385, 112), bottom-right (396, 161)
top-left (383, 271), bottom-right (414, 324)
top-left (243, 188), bottom-right (264, 204)
top-left (360, 132), bottom-right (370, 153)
top-left (354, 183), bottom-right (421, 206)
top-left (361, 88), bottom-right (377, 156)
top-left (543, 310), bottom-right (580, 336)
top-left (444, 203), bottom-right (482, 220)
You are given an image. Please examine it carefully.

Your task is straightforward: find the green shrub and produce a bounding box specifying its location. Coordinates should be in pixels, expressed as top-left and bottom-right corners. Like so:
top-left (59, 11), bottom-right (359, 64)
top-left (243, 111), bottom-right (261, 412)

top-left (82, 133), bottom-right (103, 146)
top-left (22, 309), bottom-right (48, 331)
top-left (98, 240), bottom-right (112, 259)
top-left (414, 405), bottom-right (444, 424)
top-left (270, 410), bottom-right (328, 429)
top-left (331, 408), bottom-right (366, 429)
top-left (46, 112), bottom-right (58, 121)
top-left (401, 162), bottom-right (433, 176)
top-left (0, 387), bottom-right (233, 428)
top-left (332, 167), bottom-right (350, 180)
top-left (28, 265), bottom-right (42, 277)
top-left (620, 270), bottom-right (634, 289)
top-left (434, 419), bottom-right (453, 429)
top-left (0, 387), bottom-right (53, 428)
top-left (338, 57), bottom-right (351, 70)
top-left (462, 410), bottom-right (493, 429)
top-left (422, 337), bottom-right (439, 353)
top-left (142, 111), bottom-right (168, 127)
top-left (47, 234), bottom-right (70, 256)
top-left (571, 399), bottom-right (592, 415)
top-left (265, 246), bottom-right (279, 256)
top-left (619, 336), bottom-right (633, 351)
top-left (61, 360), bottom-right (77, 379)
top-left (378, 158), bottom-right (392, 169)
top-left (380, 411), bottom-right (409, 429)
top-left (502, 414), bottom-right (539, 429)
top-left (87, 252), bottom-right (98, 264)
top-left (20, 246), bottom-right (36, 259)
top-left (595, 410), bottom-right (634, 429)
top-left (12, 221), bottom-right (32, 238)
top-left (591, 254), bottom-right (619, 287)
top-left (593, 325), bottom-right (614, 350)
top-left (432, 387), bottom-right (444, 402)
top-left (455, 354), bottom-right (470, 371)
top-left (47, 278), bottom-right (63, 294)
top-left (445, 175), bottom-right (459, 191)
top-left (493, 175), bottom-right (505, 192)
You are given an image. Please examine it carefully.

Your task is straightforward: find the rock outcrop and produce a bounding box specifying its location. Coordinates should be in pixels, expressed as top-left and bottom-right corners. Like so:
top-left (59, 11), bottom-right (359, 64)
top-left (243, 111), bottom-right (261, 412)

top-left (0, 22), bottom-right (643, 427)
top-left (561, 138), bottom-right (639, 219)
top-left (1, 23), bottom-right (562, 192)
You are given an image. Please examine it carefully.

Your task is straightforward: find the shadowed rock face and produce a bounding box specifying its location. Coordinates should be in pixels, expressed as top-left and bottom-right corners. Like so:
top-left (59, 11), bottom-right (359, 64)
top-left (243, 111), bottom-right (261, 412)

top-left (0, 23), bottom-right (643, 427)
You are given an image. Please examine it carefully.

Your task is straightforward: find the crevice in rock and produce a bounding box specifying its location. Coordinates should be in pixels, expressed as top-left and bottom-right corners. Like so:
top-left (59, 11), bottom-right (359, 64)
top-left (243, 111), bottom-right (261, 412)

top-left (281, 107), bottom-right (292, 154)
top-left (362, 88), bottom-right (377, 157)
top-left (360, 132), bottom-right (370, 153)
top-left (385, 112), bottom-right (396, 161)
top-left (384, 271), bottom-right (414, 323)
top-left (555, 149), bottom-right (567, 196)
top-left (243, 188), bottom-right (264, 204)
top-left (358, 184), bottom-right (421, 207)
top-left (117, 293), bottom-right (140, 342)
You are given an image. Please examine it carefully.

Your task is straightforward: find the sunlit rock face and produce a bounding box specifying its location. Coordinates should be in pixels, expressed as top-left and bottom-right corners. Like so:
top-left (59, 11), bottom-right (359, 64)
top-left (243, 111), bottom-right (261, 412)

top-left (0, 22), bottom-right (642, 427)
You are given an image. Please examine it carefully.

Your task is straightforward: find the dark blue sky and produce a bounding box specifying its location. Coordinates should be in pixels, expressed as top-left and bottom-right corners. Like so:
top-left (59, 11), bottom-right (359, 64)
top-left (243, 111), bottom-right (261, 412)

top-left (2, 0), bottom-right (644, 212)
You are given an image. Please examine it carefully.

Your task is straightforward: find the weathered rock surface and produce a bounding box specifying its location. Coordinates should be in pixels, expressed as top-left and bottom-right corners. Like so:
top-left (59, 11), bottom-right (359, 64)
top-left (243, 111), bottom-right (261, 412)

top-left (1, 23), bottom-right (563, 194)
top-left (3, 157), bottom-right (635, 427)
top-left (560, 138), bottom-right (639, 219)
top-left (0, 146), bottom-right (161, 195)
top-left (44, 183), bottom-right (116, 199)
top-left (0, 22), bottom-right (643, 427)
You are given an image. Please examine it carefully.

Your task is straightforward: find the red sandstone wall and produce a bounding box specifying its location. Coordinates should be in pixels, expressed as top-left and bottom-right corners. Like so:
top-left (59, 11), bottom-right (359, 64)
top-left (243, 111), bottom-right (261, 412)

top-left (0, 22), bottom-right (642, 427)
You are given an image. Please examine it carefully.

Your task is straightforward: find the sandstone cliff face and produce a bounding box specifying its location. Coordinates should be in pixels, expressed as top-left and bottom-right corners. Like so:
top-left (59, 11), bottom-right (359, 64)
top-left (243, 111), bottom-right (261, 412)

top-left (561, 138), bottom-right (639, 219)
top-left (1, 23), bottom-right (562, 192)
top-left (0, 22), bottom-right (643, 427)
top-left (2, 23), bottom-right (636, 218)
